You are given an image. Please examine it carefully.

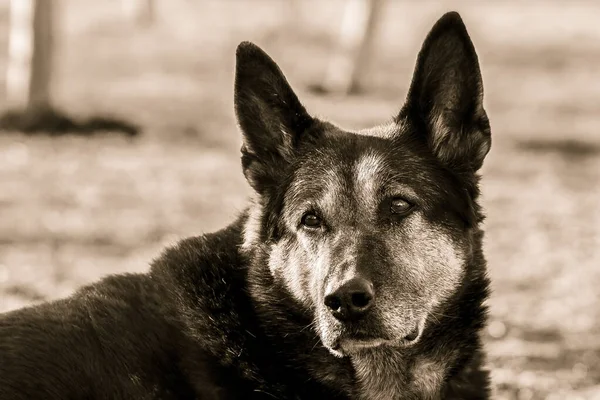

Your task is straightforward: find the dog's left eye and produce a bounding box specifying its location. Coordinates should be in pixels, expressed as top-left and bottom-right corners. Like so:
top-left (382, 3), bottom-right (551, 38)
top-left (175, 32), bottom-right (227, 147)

top-left (300, 213), bottom-right (323, 229)
top-left (390, 198), bottom-right (413, 215)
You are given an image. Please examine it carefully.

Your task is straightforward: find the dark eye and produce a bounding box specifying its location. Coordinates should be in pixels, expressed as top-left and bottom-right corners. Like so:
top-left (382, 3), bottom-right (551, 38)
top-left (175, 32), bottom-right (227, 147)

top-left (390, 198), bottom-right (413, 215)
top-left (301, 213), bottom-right (322, 229)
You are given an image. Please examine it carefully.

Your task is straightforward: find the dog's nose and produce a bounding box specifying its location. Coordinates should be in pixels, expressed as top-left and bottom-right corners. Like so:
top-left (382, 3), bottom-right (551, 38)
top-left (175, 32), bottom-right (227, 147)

top-left (324, 277), bottom-right (374, 321)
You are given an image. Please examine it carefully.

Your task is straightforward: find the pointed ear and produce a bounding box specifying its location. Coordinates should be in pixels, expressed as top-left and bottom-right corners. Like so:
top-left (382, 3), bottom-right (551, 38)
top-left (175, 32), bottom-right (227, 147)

top-left (234, 42), bottom-right (315, 194)
top-left (399, 12), bottom-right (491, 172)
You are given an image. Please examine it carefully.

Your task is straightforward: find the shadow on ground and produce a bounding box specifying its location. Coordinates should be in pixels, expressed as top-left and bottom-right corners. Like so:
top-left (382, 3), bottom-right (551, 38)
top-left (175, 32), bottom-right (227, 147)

top-left (517, 138), bottom-right (600, 160)
top-left (0, 108), bottom-right (140, 137)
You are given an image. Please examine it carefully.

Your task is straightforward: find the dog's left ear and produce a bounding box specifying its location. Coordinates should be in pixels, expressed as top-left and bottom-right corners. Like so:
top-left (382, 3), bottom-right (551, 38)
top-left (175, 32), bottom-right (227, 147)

top-left (399, 12), bottom-right (491, 172)
top-left (235, 42), bottom-right (315, 194)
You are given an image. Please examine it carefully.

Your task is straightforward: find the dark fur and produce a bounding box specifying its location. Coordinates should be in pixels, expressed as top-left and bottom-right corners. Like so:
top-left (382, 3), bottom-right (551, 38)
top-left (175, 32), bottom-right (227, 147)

top-left (0, 12), bottom-right (491, 400)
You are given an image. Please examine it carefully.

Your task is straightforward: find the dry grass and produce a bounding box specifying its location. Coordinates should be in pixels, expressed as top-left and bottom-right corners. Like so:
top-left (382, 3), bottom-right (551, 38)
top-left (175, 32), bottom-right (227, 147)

top-left (1, 1), bottom-right (599, 398)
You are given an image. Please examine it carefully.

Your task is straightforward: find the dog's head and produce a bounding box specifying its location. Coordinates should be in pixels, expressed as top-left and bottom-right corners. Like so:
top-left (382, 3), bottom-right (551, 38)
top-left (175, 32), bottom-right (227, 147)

top-left (236, 12), bottom-right (490, 357)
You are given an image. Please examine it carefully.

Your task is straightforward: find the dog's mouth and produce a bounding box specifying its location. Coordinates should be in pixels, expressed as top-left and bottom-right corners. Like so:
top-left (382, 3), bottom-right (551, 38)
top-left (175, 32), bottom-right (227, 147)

top-left (329, 322), bottom-right (424, 356)
top-left (336, 337), bottom-right (385, 353)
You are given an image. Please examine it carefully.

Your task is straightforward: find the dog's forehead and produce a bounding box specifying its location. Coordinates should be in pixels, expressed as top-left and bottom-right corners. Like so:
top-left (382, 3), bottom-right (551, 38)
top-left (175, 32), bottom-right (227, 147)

top-left (297, 130), bottom-right (392, 187)
top-left (298, 121), bottom-right (411, 183)
top-left (288, 125), bottom-right (421, 211)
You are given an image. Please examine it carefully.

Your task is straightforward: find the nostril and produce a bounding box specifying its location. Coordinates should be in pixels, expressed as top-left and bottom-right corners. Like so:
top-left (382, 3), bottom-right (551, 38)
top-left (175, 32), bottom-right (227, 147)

top-left (350, 292), bottom-right (372, 309)
top-left (324, 294), bottom-right (342, 312)
top-left (404, 326), bottom-right (420, 342)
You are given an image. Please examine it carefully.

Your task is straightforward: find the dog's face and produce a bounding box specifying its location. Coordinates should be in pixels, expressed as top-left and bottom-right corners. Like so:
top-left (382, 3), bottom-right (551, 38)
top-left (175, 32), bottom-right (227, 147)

top-left (236, 12), bottom-right (490, 357)
top-left (270, 130), bottom-right (477, 357)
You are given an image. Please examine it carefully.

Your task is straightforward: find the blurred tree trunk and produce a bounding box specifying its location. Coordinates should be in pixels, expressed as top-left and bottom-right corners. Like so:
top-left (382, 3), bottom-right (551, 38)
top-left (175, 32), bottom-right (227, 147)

top-left (30, 0), bottom-right (55, 112)
top-left (319, 0), bottom-right (385, 94)
top-left (287, 0), bottom-right (303, 34)
top-left (1, 0), bottom-right (139, 135)
top-left (122, 0), bottom-right (156, 27)
top-left (6, 0), bottom-right (55, 112)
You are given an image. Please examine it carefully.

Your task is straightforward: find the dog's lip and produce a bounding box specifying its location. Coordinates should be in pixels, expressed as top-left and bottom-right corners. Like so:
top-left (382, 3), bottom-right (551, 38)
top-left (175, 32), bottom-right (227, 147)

top-left (332, 330), bottom-right (420, 354)
top-left (340, 319), bottom-right (425, 350)
top-left (326, 315), bottom-right (429, 355)
top-left (337, 337), bottom-right (386, 353)
top-left (338, 326), bottom-right (421, 352)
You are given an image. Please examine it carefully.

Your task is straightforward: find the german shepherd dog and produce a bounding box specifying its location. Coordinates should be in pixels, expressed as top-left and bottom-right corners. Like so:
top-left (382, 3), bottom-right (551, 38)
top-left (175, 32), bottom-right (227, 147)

top-left (0, 12), bottom-right (491, 400)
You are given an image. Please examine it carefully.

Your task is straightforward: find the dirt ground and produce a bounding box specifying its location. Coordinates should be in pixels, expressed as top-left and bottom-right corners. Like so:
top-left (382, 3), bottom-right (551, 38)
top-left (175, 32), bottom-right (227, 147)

top-left (0, 1), bottom-right (599, 399)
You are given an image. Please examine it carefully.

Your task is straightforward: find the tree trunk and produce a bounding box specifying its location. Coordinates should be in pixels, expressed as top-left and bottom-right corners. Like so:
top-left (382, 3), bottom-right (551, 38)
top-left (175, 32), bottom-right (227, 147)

top-left (6, 0), bottom-right (34, 108)
top-left (122, 0), bottom-right (156, 27)
top-left (6, 0), bottom-right (55, 112)
top-left (30, 0), bottom-right (55, 112)
top-left (320, 0), bottom-right (385, 94)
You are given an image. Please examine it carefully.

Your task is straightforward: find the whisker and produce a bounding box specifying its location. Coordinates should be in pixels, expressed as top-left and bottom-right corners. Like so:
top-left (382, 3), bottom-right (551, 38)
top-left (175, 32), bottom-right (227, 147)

top-left (310, 337), bottom-right (322, 352)
top-left (299, 321), bottom-right (316, 333)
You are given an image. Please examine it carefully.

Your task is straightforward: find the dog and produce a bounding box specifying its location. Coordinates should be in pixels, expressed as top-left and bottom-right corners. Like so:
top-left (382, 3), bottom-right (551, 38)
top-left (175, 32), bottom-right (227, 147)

top-left (0, 11), bottom-right (491, 400)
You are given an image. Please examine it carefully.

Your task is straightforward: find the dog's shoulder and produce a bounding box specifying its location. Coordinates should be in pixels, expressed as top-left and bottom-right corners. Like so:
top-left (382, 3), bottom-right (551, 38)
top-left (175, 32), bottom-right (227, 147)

top-left (149, 213), bottom-right (252, 344)
top-left (150, 212), bottom-right (248, 297)
top-left (149, 212), bottom-right (271, 393)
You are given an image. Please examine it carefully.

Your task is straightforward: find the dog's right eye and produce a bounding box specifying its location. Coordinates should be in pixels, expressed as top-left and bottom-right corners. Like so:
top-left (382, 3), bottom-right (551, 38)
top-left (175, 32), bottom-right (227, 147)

top-left (301, 213), bottom-right (322, 229)
top-left (390, 197), bottom-right (414, 216)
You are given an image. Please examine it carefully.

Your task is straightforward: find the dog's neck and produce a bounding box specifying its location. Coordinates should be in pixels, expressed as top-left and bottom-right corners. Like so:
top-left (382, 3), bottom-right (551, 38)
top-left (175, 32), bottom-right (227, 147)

top-left (350, 346), bottom-right (448, 400)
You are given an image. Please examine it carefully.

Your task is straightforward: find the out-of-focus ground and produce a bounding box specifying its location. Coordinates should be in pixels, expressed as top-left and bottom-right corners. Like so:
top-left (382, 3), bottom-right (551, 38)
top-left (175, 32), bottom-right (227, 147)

top-left (0, 1), bottom-right (599, 399)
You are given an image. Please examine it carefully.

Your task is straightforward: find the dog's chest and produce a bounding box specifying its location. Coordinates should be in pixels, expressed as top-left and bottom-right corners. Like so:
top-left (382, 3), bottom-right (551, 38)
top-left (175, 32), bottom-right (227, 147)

top-left (351, 352), bottom-right (446, 400)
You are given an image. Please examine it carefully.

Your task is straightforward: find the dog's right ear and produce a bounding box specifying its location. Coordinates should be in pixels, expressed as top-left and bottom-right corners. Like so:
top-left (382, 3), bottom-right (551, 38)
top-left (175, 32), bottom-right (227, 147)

top-left (399, 12), bottom-right (491, 173)
top-left (235, 42), bottom-right (315, 194)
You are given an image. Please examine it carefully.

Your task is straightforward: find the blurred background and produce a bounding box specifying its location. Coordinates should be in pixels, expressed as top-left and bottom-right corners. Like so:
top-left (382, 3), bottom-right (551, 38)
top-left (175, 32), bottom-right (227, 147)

top-left (0, 0), bottom-right (599, 399)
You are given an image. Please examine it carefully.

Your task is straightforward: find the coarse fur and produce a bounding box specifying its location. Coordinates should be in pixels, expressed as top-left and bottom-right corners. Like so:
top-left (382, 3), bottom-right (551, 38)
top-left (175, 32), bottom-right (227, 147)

top-left (0, 12), bottom-right (492, 400)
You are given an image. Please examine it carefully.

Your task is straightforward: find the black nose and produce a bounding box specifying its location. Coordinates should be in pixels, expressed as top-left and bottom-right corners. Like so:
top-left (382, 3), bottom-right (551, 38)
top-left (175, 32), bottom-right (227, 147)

top-left (324, 277), bottom-right (374, 321)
